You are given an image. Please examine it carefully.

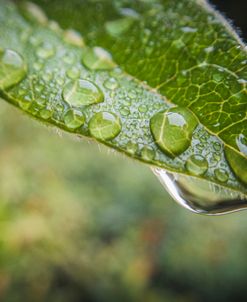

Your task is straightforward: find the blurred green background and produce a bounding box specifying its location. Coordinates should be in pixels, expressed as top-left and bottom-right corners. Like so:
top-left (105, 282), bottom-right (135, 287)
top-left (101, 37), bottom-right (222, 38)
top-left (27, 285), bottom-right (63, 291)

top-left (0, 101), bottom-right (247, 302)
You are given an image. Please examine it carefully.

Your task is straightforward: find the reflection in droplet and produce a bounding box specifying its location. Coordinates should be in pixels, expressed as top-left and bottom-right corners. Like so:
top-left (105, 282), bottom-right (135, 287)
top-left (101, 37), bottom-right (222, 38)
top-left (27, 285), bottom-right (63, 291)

top-left (150, 107), bottom-right (198, 158)
top-left (0, 49), bottom-right (27, 90)
top-left (153, 168), bottom-right (247, 215)
top-left (89, 112), bottom-right (121, 141)
top-left (82, 47), bottom-right (116, 70)
top-left (62, 79), bottom-right (104, 107)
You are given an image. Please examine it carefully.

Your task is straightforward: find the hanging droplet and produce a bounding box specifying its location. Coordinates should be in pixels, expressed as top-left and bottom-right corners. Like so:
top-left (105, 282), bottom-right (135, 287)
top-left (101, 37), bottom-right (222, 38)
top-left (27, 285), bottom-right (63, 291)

top-left (64, 109), bottom-right (85, 129)
top-left (105, 18), bottom-right (134, 37)
top-left (153, 168), bottom-right (247, 215)
top-left (150, 107), bottom-right (198, 158)
top-left (225, 147), bottom-right (247, 185)
top-left (81, 47), bottom-right (116, 70)
top-left (62, 79), bottom-right (104, 107)
top-left (186, 155), bottom-right (208, 176)
top-left (103, 77), bottom-right (119, 90)
top-left (89, 112), bottom-right (121, 141)
top-left (0, 49), bottom-right (27, 90)
top-left (214, 168), bottom-right (229, 183)
top-left (141, 146), bottom-right (155, 161)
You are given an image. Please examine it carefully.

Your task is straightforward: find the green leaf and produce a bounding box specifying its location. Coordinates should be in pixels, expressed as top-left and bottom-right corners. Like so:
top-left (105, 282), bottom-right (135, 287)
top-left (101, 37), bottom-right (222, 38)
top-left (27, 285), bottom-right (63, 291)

top-left (0, 0), bottom-right (246, 197)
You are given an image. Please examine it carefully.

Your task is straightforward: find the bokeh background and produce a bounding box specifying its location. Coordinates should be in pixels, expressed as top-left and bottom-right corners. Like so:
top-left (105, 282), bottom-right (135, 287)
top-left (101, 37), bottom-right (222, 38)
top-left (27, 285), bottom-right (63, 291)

top-left (0, 1), bottom-right (247, 301)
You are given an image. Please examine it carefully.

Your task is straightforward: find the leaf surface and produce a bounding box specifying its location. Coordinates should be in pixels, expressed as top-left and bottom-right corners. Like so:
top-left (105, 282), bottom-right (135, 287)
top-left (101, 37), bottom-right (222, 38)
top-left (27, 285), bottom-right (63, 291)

top-left (0, 0), bottom-right (246, 196)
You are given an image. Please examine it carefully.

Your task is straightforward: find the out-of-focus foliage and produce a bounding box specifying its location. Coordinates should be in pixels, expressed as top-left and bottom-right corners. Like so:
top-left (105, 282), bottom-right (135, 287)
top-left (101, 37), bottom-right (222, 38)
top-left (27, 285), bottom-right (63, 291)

top-left (0, 102), bottom-right (247, 302)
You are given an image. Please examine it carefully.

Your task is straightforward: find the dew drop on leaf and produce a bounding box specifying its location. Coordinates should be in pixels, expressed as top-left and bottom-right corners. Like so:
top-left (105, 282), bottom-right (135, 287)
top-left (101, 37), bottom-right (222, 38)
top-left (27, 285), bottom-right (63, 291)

top-left (62, 79), bottom-right (104, 107)
top-left (66, 67), bottom-right (81, 79)
top-left (150, 107), bottom-right (198, 158)
top-left (0, 49), bottom-right (27, 90)
top-left (89, 112), bottom-right (121, 141)
top-left (103, 77), bottom-right (119, 90)
top-left (185, 155), bottom-right (208, 176)
top-left (225, 147), bottom-right (247, 185)
top-left (141, 146), bottom-right (155, 161)
top-left (64, 109), bottom-right (85, 129)
top-left (39, 106), bottom-right (53, 120)
top-left (126, 141), bottom-right (138, 155)
top-left (105, 18), bottom-right (134, 37)
top-left (81, 47), bottom-right (116, 70)
top-left (214, 168), bottom-right (229, 183)
top-left (36, 43), bottom-right (55, 59)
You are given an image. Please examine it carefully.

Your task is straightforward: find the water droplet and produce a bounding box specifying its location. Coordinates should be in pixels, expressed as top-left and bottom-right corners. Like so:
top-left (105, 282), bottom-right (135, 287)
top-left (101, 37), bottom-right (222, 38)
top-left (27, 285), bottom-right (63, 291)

top-left (204, 46), bottom-right (214, 53)
top-left (150, 107), bottom-right (198, 158)
top-left (225, 147), bottom-right (247, 185)
top-left (62, 79), bottom-right (104, 107)
top-left (105, 18), bottom-right (134, 37)
top-left (0, 49), bottom-right (27, 90)
top-left (19, 95), bottom-right (32, 110)
top-left (64, 109), bottom-right (85, 129)
top-left (214, 168), bottom-right (229, 183)
top-left (153, 168), bottom-right (247, 215)
top-left (21, 2), bottom-right (48, 25)
top-left (82, 47), bottom-right (116, 70)
top-left (64, 29), bottom-right (84, 47)
top-left (138, 105), bottom-right (148, 113)
top-left (103, 77), bottom-right (119, 90)
top-left (181, 26), bottom-right (197, 33)
top-left (66, 67), bottom-right (80, 79)
top-left (126, 141), bottom-right (138, 155)
top-left (89, 112), bottom-right (121, 141)
top-left (119, 106), bottom-right (130, 116)
top-left (36, 43), bottom-right (55, 59)
top-left (186, 155), bottom-right (208, 176)
top-left (213, 142), bottom-right (221, 151)
top-left (40, 106), bottom-right (53, 120)
top-left (141, 146), bottom-right (155, 161)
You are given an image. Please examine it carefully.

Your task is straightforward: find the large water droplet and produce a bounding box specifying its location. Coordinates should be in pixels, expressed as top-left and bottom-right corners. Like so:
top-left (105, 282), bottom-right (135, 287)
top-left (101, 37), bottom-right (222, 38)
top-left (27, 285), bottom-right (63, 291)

top-left (153, 168), bottom-right (247, 215)
top-left (150, 107), bottom-right (198, 158)
top-left (0, 49), bottom-right (27, 90)
top-left (64, 109), bottom-right (85, 129)
top-left (62, 79), bottom-right (104, 107)
top-left (82, 47), bottom-right (116, 70)
top-left (186, 155), bottom-right (208, 176)
top-left (89, 112), bottom-right (121, 141)
top-left (225, 147), bottom-right (247, 185)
